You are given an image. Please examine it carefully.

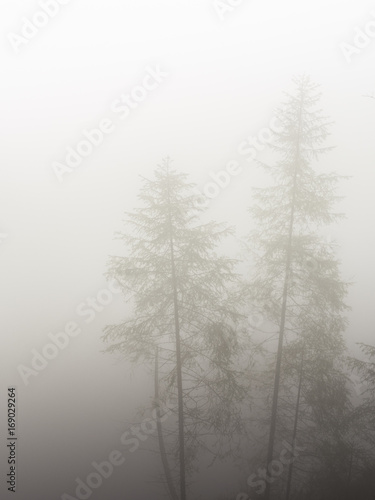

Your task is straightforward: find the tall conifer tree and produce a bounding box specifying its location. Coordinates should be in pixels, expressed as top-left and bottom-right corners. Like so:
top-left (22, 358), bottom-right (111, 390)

top-left (247, 75), bottom-right (349, 499)
top-left (103, 159), bottom-right (248, 499)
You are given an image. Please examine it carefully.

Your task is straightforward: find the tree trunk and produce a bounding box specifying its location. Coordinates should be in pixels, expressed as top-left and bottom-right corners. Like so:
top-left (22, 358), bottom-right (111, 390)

top-left (345, 445), bottom-right (354, 500)
top-left (166, 168), bottom-right (187, 500)
top-left (154, 347), bottom-right (179, 500)
top-left (264, 93), bottom-right (304, 500)
top-left (285, 347), bottom-right (304, 500)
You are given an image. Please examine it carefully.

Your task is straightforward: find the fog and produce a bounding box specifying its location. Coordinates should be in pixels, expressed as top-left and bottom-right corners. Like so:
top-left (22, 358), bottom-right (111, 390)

top-left (1, 1), bottom-right (375, 499)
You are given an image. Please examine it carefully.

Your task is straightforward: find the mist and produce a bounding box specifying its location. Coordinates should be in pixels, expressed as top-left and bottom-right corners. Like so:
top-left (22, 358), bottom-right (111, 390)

top-left (1, 1), bottom-right (375, 499)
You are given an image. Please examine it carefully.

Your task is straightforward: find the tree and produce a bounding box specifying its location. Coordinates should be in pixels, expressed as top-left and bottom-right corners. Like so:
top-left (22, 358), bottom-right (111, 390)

top-left (347, 344), bottom-right (375, 480)
top-left (246, 75), bottom-right (350, 499)
top-left (103, 159), bottom-right (249, 499)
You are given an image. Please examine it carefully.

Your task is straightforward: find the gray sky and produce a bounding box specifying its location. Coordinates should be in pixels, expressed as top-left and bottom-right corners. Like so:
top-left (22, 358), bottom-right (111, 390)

top-left (1, 0), bottom-right (374, 498)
